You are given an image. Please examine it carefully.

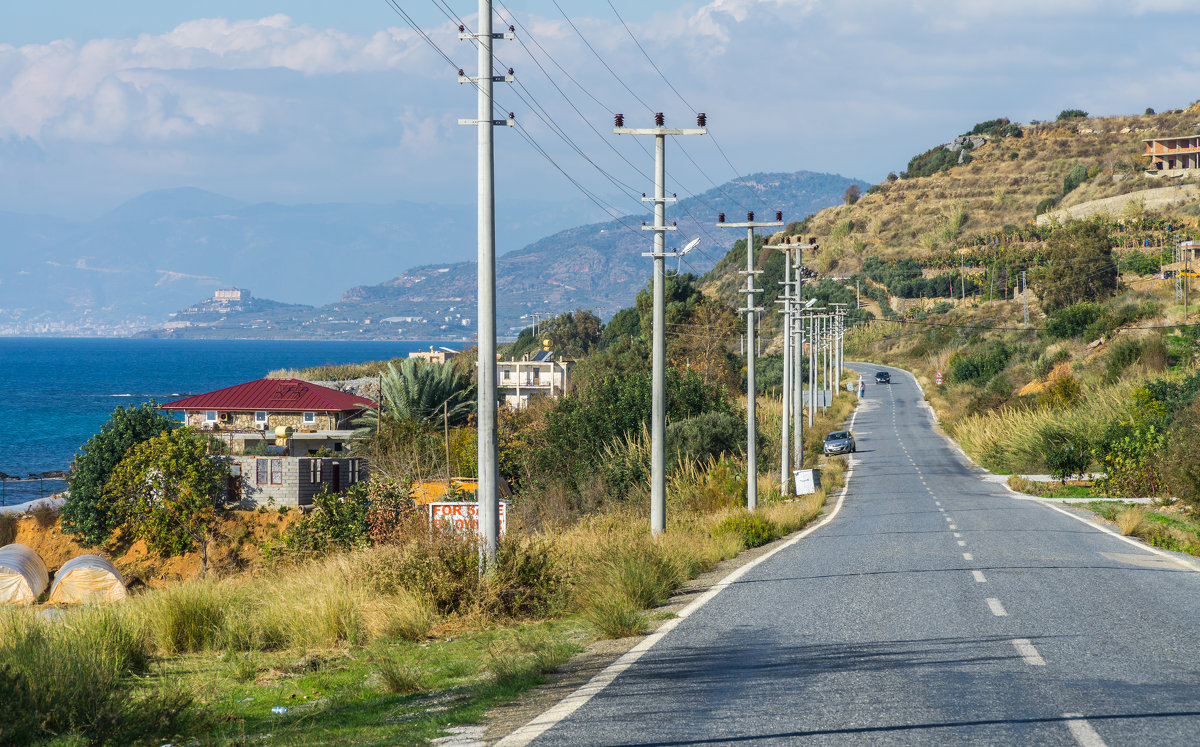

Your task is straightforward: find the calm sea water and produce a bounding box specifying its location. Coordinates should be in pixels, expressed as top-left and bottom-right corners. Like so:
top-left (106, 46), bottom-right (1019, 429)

top-left (0, 338), bottom-right (457, 506)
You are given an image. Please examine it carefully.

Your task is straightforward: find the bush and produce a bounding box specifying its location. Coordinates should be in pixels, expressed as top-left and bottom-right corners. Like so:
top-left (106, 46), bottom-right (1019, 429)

top-left (1161, 402), bottom-right (1200, 510)
top-left (950, 342), bottom-right (1012, 385)
top-left (666, 411), bottom-right (745, 465)
top-left (1041, 430), bottom-right (1091, 482)
top-left (1058, 109), bottom-right (1088, 120)
top-left (1045, 303), bottom-right (1105, 339)
top-left (1035, 197), bottom-right (1058, 216)
top-left (1062, 164), bottom-right (1089, 195)
top-left (713, 511), bottom-right (776, 549)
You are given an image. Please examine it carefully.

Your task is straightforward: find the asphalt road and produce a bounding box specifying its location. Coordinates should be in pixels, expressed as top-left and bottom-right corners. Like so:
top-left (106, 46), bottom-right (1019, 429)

top-left (507, 363), bottom-right (1200, 746)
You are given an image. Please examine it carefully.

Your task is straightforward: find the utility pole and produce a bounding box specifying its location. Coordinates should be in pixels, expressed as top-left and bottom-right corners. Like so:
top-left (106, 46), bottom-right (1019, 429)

top-left (616, 112), bottom-right (707, 535)
top-left (1021, 270), bottom-right (1029, 327)
top-left (717, 210), bottom-right (784, 512)
top-left (774, 243), bottom-right (793, 494)
top-left (830, 303), bottom-right (847, 395)
top-left (458, 3), bottom-right (514, 568)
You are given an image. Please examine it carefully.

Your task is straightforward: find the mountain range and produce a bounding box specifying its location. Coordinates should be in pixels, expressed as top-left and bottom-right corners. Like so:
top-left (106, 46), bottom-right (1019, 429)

top-left (1, 171), bottom-right (866, 338)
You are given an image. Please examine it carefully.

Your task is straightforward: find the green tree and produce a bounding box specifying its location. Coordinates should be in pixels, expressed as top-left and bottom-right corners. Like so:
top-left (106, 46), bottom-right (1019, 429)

top-left (601, 306), bottom-right (641, 345)
top-left (62, 402), bottom-right (175, 547)
top-left (101, 428), bottom-right (227, 575)
top-left (1161, 401), bottom-right (1200, 509)
top-left (355, 358), bottom-right (475, 437)
top-left (1031, 219), bottom-right (1117, 312)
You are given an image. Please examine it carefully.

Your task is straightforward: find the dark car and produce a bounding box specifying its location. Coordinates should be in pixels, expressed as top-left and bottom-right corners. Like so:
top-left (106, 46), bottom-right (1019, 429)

top-left (875, 371), bottom-right (891, 384)
top-left (823, 430), bottom-right (856, 456)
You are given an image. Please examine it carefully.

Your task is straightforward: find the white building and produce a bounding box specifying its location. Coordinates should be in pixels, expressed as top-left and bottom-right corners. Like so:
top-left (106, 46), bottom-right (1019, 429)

top-left (497, 349), bottom-right (574, 409)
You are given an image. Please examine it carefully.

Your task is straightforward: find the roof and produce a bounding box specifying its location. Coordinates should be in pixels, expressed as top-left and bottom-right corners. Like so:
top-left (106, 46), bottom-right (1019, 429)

top-left (161, 378), bottom-right (376, 413)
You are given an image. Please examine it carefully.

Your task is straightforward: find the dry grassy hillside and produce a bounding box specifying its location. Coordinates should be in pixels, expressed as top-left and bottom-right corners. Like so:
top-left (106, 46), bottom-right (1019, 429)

top-left (779, 104), bottom-right (1200, 276)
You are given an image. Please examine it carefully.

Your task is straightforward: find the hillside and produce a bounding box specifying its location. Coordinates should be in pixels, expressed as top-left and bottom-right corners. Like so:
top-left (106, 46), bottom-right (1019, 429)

top-left (142, 171), bottom-right (866, 340)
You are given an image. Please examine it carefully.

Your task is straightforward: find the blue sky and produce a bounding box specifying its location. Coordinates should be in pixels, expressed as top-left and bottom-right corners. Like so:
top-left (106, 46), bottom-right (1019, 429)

top-left (3, 1), bottom-right (1200, 219)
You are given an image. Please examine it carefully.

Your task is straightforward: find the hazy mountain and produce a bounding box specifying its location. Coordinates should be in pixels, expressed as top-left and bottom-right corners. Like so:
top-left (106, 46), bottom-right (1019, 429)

top-left (0, 189), bottom-right (605, 335)
top-left (141, 171), bottom-right (867, 340)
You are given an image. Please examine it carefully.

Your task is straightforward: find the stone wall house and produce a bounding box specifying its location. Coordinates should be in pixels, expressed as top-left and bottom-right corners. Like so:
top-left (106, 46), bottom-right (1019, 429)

top-left (227, 455), bottom-right (369, 508)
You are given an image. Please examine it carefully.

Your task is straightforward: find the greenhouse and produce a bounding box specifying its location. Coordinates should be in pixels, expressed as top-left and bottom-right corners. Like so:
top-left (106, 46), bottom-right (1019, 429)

top-left (48, 554), bottom-right (128, 605)
top-left (0, 543), bottom-right (49, 605)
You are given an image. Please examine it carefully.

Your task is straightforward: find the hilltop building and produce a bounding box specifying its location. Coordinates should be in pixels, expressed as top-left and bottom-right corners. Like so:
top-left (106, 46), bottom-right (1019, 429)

top-left (409, 346), bottom-right (457, 364)
top-left (497, 348), bottom-right (574, 409)
top-left (1144, 135), bottom-right (1200, 175)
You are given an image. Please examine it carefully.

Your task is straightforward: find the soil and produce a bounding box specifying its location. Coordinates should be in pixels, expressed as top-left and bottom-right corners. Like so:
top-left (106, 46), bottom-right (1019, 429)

top-left (8, 509), bottom-right (303, 587)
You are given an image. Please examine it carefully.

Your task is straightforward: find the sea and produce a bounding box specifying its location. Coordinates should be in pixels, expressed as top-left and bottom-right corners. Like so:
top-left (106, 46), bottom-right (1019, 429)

top-left (0, 338), bottom-right (459, 507)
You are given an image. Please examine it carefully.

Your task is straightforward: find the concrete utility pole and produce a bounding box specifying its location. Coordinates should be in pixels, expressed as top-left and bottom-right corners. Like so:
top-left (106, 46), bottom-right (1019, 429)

top-left (775, 244), bottom-right (793, 493)
top-left (1021, 270), bottom-right (1029, 327)
top-left (717, 210), bottom-right (784, 512)
top-left (615, 112), bottom-right (706, 536)
top-left (830, 303), bottom-right (847, 394)
top-left (458, 3), bottom-right (514, 568)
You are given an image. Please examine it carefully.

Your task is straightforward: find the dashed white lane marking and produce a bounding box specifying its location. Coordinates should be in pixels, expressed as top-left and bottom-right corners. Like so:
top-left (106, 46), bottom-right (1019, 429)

top-left (934, 501), bottom-right (941, 506)
top-left (495, 402), bottom-right (866, 747)
top-left (1063, 713), bottom-right (1108, 747)
top-left (953, 532), bottom-right (962, 538)
top-left (944, 516), bottom-right (952, 522)
top-left (986, 598), bottom-right (1008, 616)
top-left (949, 524), bottom-right (957, 530)
top-left (957, 540), bottom-right (967, 547)
top-left (1012, 639), bottom-right (1046, 666)
top-left (963, 552), bottom-right (973, 560)
top-left (972, 570), bottom-right (987, 582)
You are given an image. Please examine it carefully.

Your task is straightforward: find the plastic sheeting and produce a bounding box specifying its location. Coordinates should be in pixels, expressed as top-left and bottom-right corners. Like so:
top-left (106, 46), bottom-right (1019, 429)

top-left (0, 544), bottom-right (50, 605)
top-left (48, 554), bottom-right (128, 605)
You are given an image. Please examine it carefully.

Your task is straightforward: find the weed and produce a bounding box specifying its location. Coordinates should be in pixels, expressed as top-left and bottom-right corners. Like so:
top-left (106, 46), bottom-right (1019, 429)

top-left (1116, 506), bottom-right (1146, 536)
top-left (713, 511), bottom-right (776, 548)
top-left (377, 658), bottom-right (425, 694)
top-left (0, 513), bottom-right (15, 546)
top-left (29, 502), bottom-right (58, 529)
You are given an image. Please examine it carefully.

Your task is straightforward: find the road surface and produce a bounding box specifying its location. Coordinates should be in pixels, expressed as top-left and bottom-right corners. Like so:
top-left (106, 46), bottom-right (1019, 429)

top-left (503, 363), bottom-right (1200, 746)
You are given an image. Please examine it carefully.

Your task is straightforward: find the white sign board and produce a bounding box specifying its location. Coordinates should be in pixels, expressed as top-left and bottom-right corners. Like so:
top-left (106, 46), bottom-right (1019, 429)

top-left (802, 391), bottom-right (831, 407)
top-left (793, 469), bottom-right (822, 496)
top-left (428, 501), bottom-right (508, 537)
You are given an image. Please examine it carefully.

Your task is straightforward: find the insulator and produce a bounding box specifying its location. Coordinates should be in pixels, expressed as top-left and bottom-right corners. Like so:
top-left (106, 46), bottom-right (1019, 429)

top-left (615, 113), bottom-right (624, 127)
top-left (508, 112), bottom-right (515, 120)
top-left (697, 112), bottom-right (706, 127)
top-left (508, 68), bottom-right (514, 75)
top-left (509, 25), bottom-right (515, 32)
top-left (776, 211), bottom-right (783, 221)
top-left (655, 112), bottom-right (664, 127)
top-left (718, 213), bottom-right (725, 223)
top-left (748, 211), bottom-right (754, 222)
top-left (809, 236), bottom-right (818, 245)
top-left (458, 69), bottom-right (465, 77)
top-left (459, 25), bottom-right (465, 32)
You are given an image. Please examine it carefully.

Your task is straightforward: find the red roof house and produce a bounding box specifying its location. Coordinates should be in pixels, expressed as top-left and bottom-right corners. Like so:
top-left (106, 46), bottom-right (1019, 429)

top-left (162, 378), bottom-right (376, 433)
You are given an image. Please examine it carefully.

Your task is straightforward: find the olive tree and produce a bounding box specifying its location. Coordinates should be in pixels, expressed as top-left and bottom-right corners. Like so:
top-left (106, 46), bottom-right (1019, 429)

top-left (102, 428), bottom-right (228, 575)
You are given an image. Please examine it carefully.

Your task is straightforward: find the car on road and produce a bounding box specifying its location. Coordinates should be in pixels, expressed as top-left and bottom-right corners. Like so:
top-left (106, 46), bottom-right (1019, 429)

top-left (875, 371), bottom-right (891, 384)
top-left (823, 430), bottom-right (856, 456)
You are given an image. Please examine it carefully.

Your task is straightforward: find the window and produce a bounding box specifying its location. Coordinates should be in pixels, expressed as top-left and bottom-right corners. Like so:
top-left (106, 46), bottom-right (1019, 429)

top-left (303, 412), bottom-right (316, 425)
top-left (256, 459), bottom-right (268, 484)
top-left (205, 410), bottom-right (218, 423)
top-left (308, 459), bottom-right (322, 484)
top-left (348, 460), bottom-right (360, 483)
top-left (270, 459), bottom-right (283, 485)
top-left (255, 411), bottom-right (268, 424)
top-left (502, 368), bottom-right (510, 380)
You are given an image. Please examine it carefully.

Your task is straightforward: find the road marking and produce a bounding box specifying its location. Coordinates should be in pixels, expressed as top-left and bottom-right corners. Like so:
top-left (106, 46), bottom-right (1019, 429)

top-left (949, 524), bottom-right (957, 530)
top-left (944, 516), bottom-right (952, 522)
top-left (986, 597), bottom-right (1007, 616)
top-left (962, 552), bottom-right (973, 560)
top-left (1011, 639), bottom-right (1046, 666)
top-left (957, 540), bottom-right (966, 546)
top-left (953, 532), bottom-right (962, 538)
top-left (1063, 713), bottom-right (1108, 747)
top-left (972, 570), bottom-right (987, 582)
top-left (934, 501), bottom-right (941, 506)
top-left (494, 397), bottom-right (866, 747)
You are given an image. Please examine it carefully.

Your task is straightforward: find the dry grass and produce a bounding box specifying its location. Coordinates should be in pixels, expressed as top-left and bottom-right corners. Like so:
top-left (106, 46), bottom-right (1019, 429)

top-left (1116, 506), bottom-right (1147, 536)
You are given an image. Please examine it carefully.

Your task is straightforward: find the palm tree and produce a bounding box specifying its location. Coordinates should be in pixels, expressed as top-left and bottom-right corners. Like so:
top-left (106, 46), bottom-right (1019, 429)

top-left (354, 358), bottom-right (475, 437)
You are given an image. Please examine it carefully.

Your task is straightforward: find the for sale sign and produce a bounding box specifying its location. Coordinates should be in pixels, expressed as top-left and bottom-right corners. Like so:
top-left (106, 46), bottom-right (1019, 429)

top-left (427, 501), bottom-right (508, 537)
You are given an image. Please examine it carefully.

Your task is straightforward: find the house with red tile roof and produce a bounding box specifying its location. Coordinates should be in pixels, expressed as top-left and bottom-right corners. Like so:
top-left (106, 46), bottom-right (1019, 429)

top-left (162, 379), bottom-right (375, 508)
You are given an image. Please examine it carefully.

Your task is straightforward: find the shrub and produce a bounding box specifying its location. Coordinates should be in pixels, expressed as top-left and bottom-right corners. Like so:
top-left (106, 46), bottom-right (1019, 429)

top-left (1040, 375), bottom-right (1083, 409)
top-left (1161, 402), bottom-right (1200, 510)
top-left (949, 342), bottom-right (1011, 385)
top-left (1093, 420), bottom-right (1167, 498)
top-left (581, 539), bottom-right (683, 638)
top-left (713, 511), bottom-right (776, 549)
top-left (1058, 109), bottom-right (1088, 120)
top-left (1115, 506), bottom-right (1146, 536)
top-left (666, 411), bottom-right (745, 465)
top-left (1041, 429), bottom-right (1091, 482)
top-left (1045, 303), bottom-right (1105, 339)
top-left (1062, 164), bottom-right (1089, 196)
top-left (0, 513), bottom-right (15, 546)
top-left (1035, 197), bottom-right (1058, 216)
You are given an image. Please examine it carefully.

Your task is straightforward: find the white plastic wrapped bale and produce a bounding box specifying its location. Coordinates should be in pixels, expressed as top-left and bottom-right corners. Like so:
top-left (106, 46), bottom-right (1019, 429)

top-left (48, 554), bottom-right (128, 605)
top-left (0, 544), bottom-right (50, 605)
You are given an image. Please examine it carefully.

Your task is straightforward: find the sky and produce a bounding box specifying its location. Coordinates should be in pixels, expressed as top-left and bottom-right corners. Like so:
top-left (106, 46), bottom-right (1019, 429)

top-left (3, 1), bottom-right (1200, 220)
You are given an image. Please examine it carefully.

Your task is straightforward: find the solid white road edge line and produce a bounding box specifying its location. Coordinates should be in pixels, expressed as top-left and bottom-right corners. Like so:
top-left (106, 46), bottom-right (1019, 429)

top-left (1011, 638), bottom-right (1046, 666)
top-left (1063, 713), bottom-right (1108, 747)
top-left (494, 406), bottom-right (864, 747)
top-left (986, 597), bottom-right (1008, 616)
